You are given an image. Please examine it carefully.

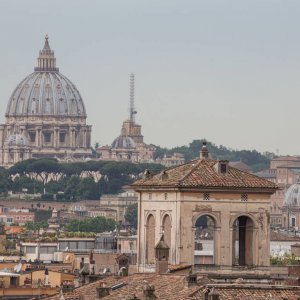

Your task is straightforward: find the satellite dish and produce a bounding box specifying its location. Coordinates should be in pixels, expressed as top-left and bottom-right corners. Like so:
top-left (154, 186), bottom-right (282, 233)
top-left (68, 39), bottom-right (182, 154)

top-left (14, 263), bottom-right (22, 273)
top-left (65, 247), bottom-right (69, 251)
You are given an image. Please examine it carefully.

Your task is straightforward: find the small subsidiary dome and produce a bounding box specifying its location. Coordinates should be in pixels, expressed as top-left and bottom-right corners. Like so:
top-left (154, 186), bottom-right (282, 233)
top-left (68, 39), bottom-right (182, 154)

top-left (284, 181), bottom-right (300, 206)
top-left (111, 135), bottom-right (136, 149)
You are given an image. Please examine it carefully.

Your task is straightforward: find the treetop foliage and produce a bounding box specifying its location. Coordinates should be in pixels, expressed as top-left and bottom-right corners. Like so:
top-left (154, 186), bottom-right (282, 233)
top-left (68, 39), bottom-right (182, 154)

top-left (153, 139), bottom-right (274, 172)
top-left (0, 159), bottom-right (164, 200)
top-left (64, 216), bottom-right (117, 233)
top-left (0, 138), bottom-right (275, 198)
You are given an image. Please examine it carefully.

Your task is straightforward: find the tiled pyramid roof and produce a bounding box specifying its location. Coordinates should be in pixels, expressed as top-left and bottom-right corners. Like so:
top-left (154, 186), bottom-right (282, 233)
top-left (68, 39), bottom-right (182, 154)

top-left (132, 159), bottom-right (277, 192)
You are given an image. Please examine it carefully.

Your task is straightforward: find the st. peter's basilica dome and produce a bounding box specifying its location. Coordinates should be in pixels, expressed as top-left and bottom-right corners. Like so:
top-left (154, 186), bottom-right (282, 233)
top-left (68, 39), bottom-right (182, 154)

top-left (6, 35), bottom-right (86, 117)
top-left (0, 35), bottom-right (92, 167)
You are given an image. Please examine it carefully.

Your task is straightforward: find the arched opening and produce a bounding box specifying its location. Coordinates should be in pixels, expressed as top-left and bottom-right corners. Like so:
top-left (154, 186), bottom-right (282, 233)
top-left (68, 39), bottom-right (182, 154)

top-left (162, 215), bottom-right (171, 262)
top-left (194, 215), bottom-right (216, 265)
top-left (232, 216), bottom-right (255, 266)
top-left (146, 214), bottom-right (155, 264)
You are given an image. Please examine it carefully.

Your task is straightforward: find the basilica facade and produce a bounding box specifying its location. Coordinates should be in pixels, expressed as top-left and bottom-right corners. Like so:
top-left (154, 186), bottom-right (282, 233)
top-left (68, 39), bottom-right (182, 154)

top-left (0, 36), bottom-right (92, 167)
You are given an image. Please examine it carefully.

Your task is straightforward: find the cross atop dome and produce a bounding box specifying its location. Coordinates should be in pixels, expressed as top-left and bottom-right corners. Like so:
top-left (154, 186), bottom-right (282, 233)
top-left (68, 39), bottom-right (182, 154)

top-left (34, 35), bottom-right (59, 72)
top-left (43, 34), bottom-right (51, 51)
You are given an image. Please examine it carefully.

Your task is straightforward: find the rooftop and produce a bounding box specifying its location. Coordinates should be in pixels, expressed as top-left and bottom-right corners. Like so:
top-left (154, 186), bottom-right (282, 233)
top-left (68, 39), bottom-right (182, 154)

top-left (195, 284), bottom-right (300, 300)
top-left (132, 159), bottom-right (277, 192)
top-left (45, 273), bottom-right (208, 300)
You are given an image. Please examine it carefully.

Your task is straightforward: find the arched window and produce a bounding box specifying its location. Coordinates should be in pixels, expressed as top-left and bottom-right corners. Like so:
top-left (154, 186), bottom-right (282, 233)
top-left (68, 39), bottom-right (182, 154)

top-left (194, 215), bottom-right (216, 265)
top-left (162, 215), bottom-right (171, 262)
top-left (146, 214), bottom-right (155, 264)
top-left (232, 216), bottom-right (255, 266)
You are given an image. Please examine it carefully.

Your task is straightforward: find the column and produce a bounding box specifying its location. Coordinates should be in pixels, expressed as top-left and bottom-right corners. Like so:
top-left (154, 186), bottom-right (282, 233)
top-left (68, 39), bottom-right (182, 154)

top-left (84, 130), bottom-right (86, 148)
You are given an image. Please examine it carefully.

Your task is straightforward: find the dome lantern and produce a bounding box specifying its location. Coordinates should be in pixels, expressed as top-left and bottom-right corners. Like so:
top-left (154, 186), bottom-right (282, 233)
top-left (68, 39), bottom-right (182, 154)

top-left (34, 35), bottom-right (59, 72)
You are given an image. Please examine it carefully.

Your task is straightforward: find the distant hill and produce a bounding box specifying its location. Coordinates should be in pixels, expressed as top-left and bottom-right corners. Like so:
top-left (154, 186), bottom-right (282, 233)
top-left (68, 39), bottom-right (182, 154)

top-left (153, 139), bottom-right (275, 172)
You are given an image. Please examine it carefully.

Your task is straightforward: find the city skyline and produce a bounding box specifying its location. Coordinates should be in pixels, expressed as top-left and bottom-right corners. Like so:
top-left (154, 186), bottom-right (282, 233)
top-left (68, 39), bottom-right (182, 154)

top-left (0, 0), bottom-right (299, 155)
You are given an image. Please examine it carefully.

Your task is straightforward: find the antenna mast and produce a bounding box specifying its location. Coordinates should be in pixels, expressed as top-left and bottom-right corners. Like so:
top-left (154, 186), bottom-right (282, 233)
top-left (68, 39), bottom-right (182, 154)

top-left (129, 73), bottom-right (136, 122)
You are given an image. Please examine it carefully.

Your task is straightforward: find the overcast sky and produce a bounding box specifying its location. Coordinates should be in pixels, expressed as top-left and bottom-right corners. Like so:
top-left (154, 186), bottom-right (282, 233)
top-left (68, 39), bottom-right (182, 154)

top-left (0, 0), bottom-right (299, 155)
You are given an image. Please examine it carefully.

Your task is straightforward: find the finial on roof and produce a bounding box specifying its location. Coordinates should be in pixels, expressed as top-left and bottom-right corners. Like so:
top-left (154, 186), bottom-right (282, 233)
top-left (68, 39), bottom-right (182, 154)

top-left (200, 140), bottom-right (209, 159)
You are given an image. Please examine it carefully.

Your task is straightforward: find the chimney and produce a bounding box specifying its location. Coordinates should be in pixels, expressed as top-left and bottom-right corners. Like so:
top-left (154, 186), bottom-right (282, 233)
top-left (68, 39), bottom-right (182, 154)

top-left (144, 169), bottom-right (153, 179)
top-left (44, 267), bottom-right (49, 286)
top-left (96, 283), bottom-right (110, 298)
top-left (185, 272), bottom-right (197, 287)
top-left (155, 234), bottom-right (169, 274)
top-left (143, 283), bottom-right (157, 300)
top-left (208, 288), bottom-right (219, 300)
top-left (200, 141), bottom-right (209, 159)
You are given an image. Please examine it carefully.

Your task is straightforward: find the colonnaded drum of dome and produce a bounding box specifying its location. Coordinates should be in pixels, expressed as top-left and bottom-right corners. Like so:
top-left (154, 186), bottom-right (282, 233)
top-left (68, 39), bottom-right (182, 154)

top-left (0, 36), bottom-right (92, 167)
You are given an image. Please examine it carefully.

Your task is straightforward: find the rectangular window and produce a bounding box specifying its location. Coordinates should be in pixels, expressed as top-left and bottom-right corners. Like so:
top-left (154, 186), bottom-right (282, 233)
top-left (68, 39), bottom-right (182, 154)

top-left (69, 241), bottom-right (77, 250)
top-left (40, 246), bottom-right (57, 254)
top-left (7, 217), bottom-right (13, 223)
top-left (26, 246), bottom-right (36, 254)
top-left (29, 132), bottom-right (36, 143)
top-left (220, 164), bottom-right (227, 174)
top-left (59, 132), bottom-right (66, 143)
top-left (43, 132), bottom-right (51, 143)
top-left (59, 241), bottom-right (67, 251)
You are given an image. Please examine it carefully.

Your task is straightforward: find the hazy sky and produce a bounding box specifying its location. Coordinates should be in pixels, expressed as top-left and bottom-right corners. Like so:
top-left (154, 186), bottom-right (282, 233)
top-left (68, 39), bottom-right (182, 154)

top-left (0, 0), bottom-right (299, 155)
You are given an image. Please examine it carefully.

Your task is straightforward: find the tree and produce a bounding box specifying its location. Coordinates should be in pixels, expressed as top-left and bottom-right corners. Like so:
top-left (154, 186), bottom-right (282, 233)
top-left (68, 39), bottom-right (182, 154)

top-left (11, 176), bottom-right (43, 194)
top-left (25, 221), bottom-right (48, 234)
top-left (0, 169), bottom-right (10, 193)
top-left (124, 203), bottom-right (138, 228)
top-left (65, 216), bottom-right (116, 233)
top-left (64, 176), bottom-right (81, 200)
top-left (91, 142), bottom-right (100, 158)
top-left (79, 177), bottom-right (100, 200)
top-left (26, 159), bottom-right (62, 186)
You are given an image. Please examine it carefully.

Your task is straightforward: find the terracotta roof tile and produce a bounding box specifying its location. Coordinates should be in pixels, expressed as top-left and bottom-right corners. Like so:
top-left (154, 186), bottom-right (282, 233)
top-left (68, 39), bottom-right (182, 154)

top-left (194, 284), bottom-right (300, 300)
top-left (132, 159), bottom-right (277, 191)
top-left (45, 273), bottom-right (208, 300)
top-left (45, 276), bottom-right (300, 300)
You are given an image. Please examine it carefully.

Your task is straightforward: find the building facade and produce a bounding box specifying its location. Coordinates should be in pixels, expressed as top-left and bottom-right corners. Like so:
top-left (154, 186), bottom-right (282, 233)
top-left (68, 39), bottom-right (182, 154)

top-left (256, 156), bottom-right (300, 227)
top-left (99, 189), bottom-right (138, 222)
top-left (0, 36), bottom-right (92, 167)
top-left (132, 143), bottom-right (277, 274)
top-left (0, 211), bottom-right (35, 225)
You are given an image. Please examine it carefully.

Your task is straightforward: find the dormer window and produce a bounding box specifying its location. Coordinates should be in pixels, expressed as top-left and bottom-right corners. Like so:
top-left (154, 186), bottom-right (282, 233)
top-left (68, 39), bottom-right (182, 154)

top-left (214, 160), bottom-right (229, 174)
